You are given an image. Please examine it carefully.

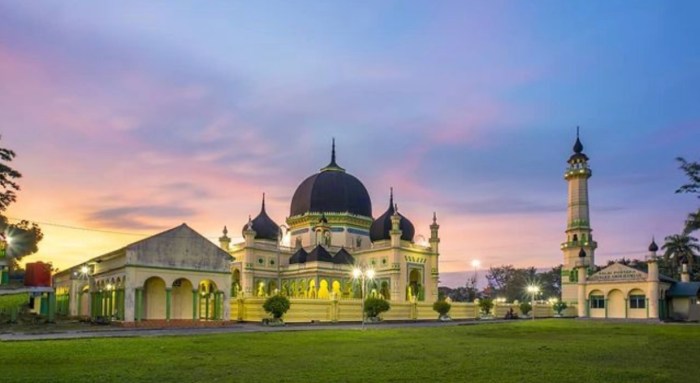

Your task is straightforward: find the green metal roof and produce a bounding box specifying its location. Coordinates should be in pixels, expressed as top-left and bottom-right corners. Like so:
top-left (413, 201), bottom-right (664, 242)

top-left (667, 282), bottom-right (700, 297)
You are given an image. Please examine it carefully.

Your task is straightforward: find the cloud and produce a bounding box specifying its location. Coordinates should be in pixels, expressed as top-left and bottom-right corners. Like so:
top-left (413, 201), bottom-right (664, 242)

top-left (85, 205), bottom-right (197, 230)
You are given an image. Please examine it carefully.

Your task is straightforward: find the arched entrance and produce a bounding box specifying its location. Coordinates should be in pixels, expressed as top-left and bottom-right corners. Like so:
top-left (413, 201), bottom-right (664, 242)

top-left (318, 279), bottom-right (329, 299)
top-left (198, 280), bottom-right (219, 320)
top-left (408, 269), bottom-right (422, 300)
top-left (172, 278), bottom-right (194, 320)
top-left (607, 289), bottom-right (625, 318)
top-left (143, 277), bottom-right (167, 320)
top-left (232, 269), bottom-right (241, 297)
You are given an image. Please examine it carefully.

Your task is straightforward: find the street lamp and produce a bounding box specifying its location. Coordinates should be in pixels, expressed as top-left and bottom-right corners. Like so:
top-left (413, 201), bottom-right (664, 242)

top-left (352, 266), bottom-right (375, 330)
top-left (526, 285), bottom-right (540, 320)
top-left (471, 259), bottom-right (480, 284)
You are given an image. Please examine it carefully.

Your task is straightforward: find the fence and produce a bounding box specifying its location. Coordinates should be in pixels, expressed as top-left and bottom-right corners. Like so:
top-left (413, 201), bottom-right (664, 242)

top-left (231, 297), bottom-right (577, 323)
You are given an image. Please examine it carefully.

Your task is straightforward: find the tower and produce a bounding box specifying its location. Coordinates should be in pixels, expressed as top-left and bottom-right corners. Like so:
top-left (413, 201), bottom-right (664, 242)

top-left (561, 128), bottom-right (597, 303)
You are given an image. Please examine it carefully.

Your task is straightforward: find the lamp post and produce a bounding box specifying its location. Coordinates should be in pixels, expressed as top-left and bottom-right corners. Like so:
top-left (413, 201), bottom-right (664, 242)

top-left (353, 266), bottom-right (375, 330)
top-left (526, 285), bottom-right (540, 320)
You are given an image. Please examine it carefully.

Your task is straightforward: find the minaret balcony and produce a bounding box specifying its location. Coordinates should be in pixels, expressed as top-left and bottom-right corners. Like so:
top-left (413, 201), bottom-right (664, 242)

top-left (560, 240), bottom-right (598, 250)
top-left (564, 167), bottom-right (592, 180)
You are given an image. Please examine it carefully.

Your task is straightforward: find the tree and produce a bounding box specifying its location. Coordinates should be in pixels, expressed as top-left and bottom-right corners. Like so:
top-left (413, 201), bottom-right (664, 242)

top-left (0, 138), bottom-right (44, 278)
top-left (432, 300), bottom-right (451, 318)
top-left (662, 234), bottom-right (700, 279)
top-left (0, 143), bottom-right (22, 212)
top-left (675, 157), bottom-right (700, 234)
top-left (364, 297), bottom-right (390, 319)
top-left (538, 265), bottom-right (562, 299)
top-left (262, 295), bottom-right (291, 319)
top-left (485, 265), bottom-right (537, 302)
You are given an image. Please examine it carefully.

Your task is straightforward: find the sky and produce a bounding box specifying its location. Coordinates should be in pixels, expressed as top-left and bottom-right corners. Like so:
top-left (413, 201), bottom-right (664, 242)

top-left (0, 1), bottom-right (698, 287)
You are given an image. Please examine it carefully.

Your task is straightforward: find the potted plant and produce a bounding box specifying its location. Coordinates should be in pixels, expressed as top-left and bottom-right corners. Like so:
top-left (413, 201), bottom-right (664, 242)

top-left (519, 302), bottom-right (532, 318)
top-left (262, 295), bottom-right (291, 326)
top-left (433, 300), bottom-right (452, 321)
top-left (478, 298), bottom-right (494, 319)
top-left (364, 297), bottom-right (390, 322)
top-left (552, 301), bottom-right (568, 317)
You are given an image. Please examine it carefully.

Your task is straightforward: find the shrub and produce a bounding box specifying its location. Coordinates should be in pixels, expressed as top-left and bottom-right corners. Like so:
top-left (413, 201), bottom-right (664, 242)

top-left (478, 298), bottom-right (493, 315)
top-left (364, 297), bottom-right (390, 318)
top-left (519, 302), bottom-right (532, 316)
top-left (263, 295), bottom-right (291, 319)
top-left (553, 301), bottom-right (568, 315)
top-left (433, 300), bottom-right (452, 316)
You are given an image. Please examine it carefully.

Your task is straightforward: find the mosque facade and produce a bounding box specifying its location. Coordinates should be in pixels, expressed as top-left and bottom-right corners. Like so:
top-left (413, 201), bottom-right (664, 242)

top-left (53, 141), bottom-right (441, 323)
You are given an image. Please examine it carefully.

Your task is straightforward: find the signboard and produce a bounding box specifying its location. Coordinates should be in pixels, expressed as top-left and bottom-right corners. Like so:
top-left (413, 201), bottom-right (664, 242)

top-left (588, 263), bottom-right (646, 282)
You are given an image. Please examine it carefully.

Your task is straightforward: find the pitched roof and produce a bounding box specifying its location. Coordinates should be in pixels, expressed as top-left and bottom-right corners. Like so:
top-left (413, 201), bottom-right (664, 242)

top-left (667, 282), bottom-right (700, 297)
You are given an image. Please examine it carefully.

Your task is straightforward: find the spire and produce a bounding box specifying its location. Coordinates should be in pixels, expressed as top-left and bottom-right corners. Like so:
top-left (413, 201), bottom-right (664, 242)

top-left (261, 192), bottom-right (266, 212)
top-left (573, 126), bottom-right (584, 154)
top-left (320, 138), bottom-right (345, 172)
top-left (648, 237), bottom-right (659, 252)
top-left (432, 212), bottom-right (437, 225)
top-left (389, 187), bottom-right (394, 209)
top-left (331, 137), bottom-right (336, 165)
top-left (223, 226), bottom-right (228, 236)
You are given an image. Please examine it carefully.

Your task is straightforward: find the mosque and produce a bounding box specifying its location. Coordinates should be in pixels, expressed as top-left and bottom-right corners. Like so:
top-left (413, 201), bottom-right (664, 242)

top-left (560, 132), bottom-right (700, 320)
top-left (53, 141), bottom-right (440, 323)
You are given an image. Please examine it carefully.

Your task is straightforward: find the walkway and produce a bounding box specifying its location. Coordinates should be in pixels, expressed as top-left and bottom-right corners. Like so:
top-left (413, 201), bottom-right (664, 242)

top-left (0, 319), bottom-right (507, 342)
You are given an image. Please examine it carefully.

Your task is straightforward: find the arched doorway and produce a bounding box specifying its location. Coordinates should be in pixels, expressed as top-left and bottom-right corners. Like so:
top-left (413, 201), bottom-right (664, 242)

top-left (408, 269), bottom-right (422, 300)
top-left (607, 289), bottom-right (625, 318)
top-left (232, 269), bottom-right (241, 298)
top-left (143, 277), bottom-right (167, 320)
top-left (380, 281), bottom-right (391, 300)
top-left (308, 280), bottom-right (317, 298)
top-left (318, 279), bottom-right (329, 299)
top-left (332, 280), bottom-right (341, 297)
top-left (172, 278), bottom-right (194, 320)
top-left (198, 280), bottom-right (218, 320)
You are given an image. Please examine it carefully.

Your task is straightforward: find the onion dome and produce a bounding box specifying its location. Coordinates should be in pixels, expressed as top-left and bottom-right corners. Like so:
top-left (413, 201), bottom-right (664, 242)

top-left (289, 247), bottom-right (308, 264)
top-left (289, 139), bottom-right (372, 218)
top-left (241, 193), bottom-right (280, 241)
top-left (306, 245), bottom-right (334, 263)
top-left (369, 189), bottom-right (415, 242)
top-left (568, 127), bottom-right (589, 163)
top-left (648, 238), bottom-right (659, 252)
top-left (333, 247), bottom-right (355, 265)
top-left (578, 248), bottom-right (587, 258)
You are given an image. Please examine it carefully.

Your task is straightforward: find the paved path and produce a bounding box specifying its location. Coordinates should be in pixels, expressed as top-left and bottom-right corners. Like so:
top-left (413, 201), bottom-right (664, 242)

top-left (0, 319), bottom-right (506, 342)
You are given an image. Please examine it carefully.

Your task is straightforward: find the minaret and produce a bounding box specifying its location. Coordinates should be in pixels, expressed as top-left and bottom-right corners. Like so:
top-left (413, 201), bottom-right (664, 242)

top-left (561, 128), bottom-right (597, 303)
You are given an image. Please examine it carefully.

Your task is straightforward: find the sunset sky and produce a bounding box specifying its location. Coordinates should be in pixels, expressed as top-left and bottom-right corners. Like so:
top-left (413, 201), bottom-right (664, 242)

top-left (1, 1), bottom-right (698, 287)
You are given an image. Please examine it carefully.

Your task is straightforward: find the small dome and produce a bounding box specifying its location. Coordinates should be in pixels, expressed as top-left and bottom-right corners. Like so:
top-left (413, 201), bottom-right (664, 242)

top-left (648, 238), bottom-right (659, 252)
top-left (289, 247), bottom-right (307, 264)
top-left (333, 247), bottom-right (355, 265)
top-left (306, 245), bottom-right (334, 263)
top-left (578, 248), bottom-right (587, 258)
top-left (568, 128), bottom-right (589, 163)
top-left (369, 189), bottom-right (415, 242)
top-left (241, 194), bottom-right (280, 241)
top-left (289, 140), bottom-right (372, 218)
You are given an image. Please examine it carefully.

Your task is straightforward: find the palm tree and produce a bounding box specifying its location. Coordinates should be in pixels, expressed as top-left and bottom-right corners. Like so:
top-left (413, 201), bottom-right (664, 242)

top-left (685, 209), bottom-right (700, 234)
top-left (662, 234), bottom-right (700, 278)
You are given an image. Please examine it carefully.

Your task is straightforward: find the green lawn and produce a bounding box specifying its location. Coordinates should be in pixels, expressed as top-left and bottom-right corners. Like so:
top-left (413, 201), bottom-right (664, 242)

top-left (2, 320), bottom-right (699, 383)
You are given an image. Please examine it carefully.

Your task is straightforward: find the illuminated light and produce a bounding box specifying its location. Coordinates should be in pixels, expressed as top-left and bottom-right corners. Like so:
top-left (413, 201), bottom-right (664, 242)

top-left (106, 284), bottom-right (113, 291)
top-left (471, 260), bottom-right (480, 269)
top-left (366, 269), bottom-right (375, 279)
top-left (80, 266), bottom-right (89, 275)
top-left (353, 268), bottom-right (362, 279)
top-left (6, 237), bottom-right (12, 245)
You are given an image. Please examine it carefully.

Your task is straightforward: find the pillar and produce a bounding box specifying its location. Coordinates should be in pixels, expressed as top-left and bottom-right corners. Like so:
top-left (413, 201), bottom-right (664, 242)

top-left (192, 289), bottom-right (198, 320)
top-left (124, 287), bottom-right (136, 322)
top-left (135, 288), bottom-right (143, 321)
top-left (576, 262), bottom-right (587, 318)
top-left (166, 288), bottom-right (172, 321)
top-left (47, 292), bottom-right (56, 322)
top-left (624, 298), bottom-right (628, 318)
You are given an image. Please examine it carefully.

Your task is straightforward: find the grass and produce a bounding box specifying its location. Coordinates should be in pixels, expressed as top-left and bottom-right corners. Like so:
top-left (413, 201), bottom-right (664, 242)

top-left (2, 320), bottom-right (699, 382)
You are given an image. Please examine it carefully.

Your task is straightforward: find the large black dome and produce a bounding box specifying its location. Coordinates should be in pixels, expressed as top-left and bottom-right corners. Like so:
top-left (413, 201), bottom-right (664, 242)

top-left (369, 190), bottom-right (415, 242)
top-left (289, 141), bottom-right (372, 218)
top-left (242, 194), bottom-right (280, 241)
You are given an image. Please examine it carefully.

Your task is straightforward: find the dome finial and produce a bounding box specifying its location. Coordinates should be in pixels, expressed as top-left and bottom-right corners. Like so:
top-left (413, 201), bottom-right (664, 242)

top-left (389, 187), bottom-right (394, 208)
top-left (432, 212), bottom-right (437, 224)
top-left (223, 226), bottom-right (228, 236)
top-left (573, 126), bottom-right (584, 154)
top-left (320, 138), bottom-right (345, 172)
top-left (261, 192), bottom-right (266, 212)
top-left (331, 137), bottom-right (336, 164)
top-left (648, 236), bottom-right (659, 252)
